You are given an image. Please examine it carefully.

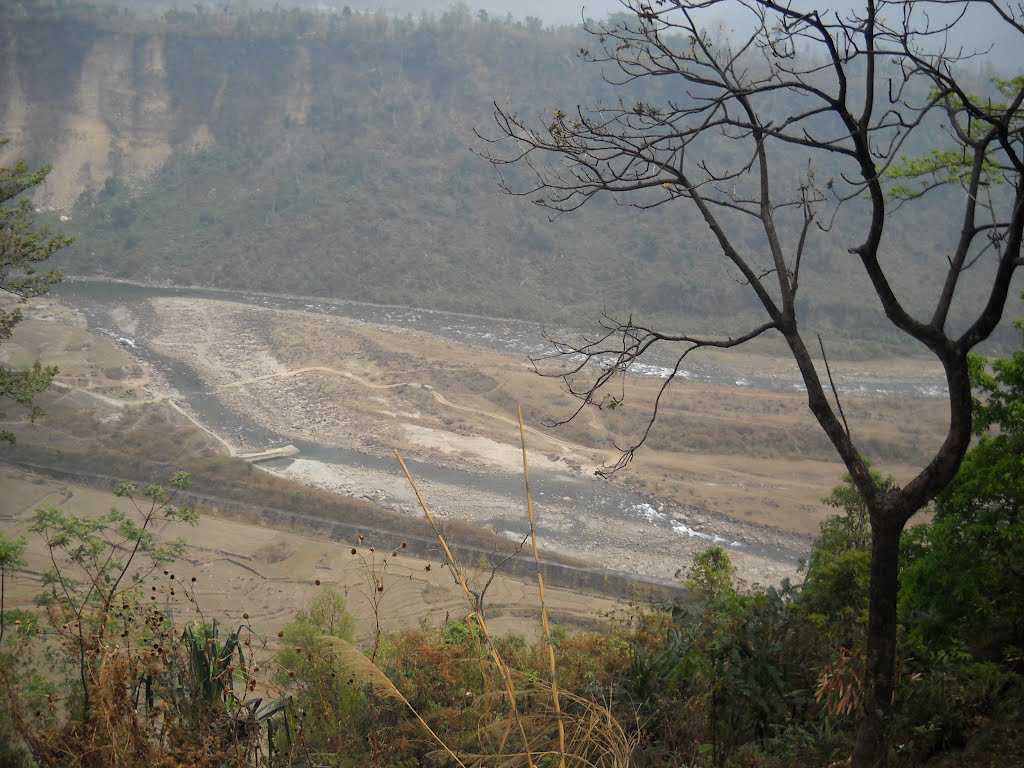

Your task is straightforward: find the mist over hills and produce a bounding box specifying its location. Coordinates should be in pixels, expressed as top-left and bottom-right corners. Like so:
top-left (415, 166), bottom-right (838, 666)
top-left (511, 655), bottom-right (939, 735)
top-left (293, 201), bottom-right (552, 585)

top-left (63, 0), bottom-right (1024, 70)
top-left (2, 2), bottom-right (1020, 349)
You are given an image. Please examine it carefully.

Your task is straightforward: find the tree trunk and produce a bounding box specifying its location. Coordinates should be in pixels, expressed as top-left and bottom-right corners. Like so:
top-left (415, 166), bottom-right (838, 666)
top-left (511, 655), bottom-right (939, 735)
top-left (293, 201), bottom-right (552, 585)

top-left (853, 514), bottom-right (906, 768)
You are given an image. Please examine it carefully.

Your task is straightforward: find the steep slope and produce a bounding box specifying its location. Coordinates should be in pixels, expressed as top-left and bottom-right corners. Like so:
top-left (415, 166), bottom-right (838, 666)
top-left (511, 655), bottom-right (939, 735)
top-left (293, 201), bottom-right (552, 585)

top-left (2, 7), bottom-right (1020, 347)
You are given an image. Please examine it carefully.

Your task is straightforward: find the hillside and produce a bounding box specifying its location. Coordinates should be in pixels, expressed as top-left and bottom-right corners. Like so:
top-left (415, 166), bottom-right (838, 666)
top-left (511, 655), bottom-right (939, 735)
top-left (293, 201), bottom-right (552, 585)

top-left (2, 3), bottom-right (1020, 348)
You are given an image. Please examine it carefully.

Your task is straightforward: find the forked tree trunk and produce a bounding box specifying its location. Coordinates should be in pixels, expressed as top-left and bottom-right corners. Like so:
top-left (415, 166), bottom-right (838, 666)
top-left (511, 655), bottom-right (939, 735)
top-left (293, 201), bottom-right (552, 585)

top-left (853, 513), bottom-right (907, 768)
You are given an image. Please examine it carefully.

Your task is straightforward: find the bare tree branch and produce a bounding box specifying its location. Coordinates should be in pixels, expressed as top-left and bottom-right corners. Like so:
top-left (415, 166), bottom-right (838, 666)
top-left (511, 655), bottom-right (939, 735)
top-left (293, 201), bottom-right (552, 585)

top-left (478, 3), bottom-right (1023, 763)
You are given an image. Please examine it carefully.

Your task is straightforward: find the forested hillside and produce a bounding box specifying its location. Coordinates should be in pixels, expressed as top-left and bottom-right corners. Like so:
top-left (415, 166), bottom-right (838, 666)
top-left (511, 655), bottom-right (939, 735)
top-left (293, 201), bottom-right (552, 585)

top-left (2, 1), bottom-right (1019, 346)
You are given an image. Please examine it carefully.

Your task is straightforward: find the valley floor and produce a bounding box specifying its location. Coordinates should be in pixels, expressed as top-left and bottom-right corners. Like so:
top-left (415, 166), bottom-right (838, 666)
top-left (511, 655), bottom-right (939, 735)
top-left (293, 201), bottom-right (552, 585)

top-left (0, 466), bottom-right (622, 644)
top-left (1, 284), bottom-right (952, 589)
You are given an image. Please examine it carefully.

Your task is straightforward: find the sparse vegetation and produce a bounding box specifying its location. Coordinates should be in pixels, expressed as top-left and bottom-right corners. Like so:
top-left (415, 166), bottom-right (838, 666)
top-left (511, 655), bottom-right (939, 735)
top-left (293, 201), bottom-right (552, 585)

top-left (4, 321), bottom-right (1024, 765)
top-left (1, 3), bottom-right (1018, 347)
top-left (2, 446), bottom-right (1021, 766)
top-left (1, 2), bottom-right (1022, 767)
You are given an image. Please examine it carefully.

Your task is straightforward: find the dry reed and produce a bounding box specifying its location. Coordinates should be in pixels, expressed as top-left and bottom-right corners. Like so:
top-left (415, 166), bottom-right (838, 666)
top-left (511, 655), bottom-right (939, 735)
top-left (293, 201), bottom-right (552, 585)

top-left (395, 449), bottom-right (537, 768)
top-left (518, 404), bottom-right (566, 768)
top-left (392, 406), bottom-right (636, 767)
top-left (318, 635), bottom-right (467, 767)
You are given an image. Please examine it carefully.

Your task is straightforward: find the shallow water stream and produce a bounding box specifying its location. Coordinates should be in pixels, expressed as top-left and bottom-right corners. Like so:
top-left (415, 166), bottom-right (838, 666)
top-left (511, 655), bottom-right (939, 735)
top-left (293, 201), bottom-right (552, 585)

top-left (54, 278), bottom-right (913, 573)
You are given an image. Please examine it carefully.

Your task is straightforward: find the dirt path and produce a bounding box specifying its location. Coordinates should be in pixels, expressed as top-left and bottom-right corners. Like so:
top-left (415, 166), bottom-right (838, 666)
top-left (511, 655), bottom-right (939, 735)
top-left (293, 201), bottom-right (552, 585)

top-left (52, 361), bottom-right (582, 462)
top-left (50, 380), bottom-right (240, 456)
top-left (212, 365), bottom-right (583, 455)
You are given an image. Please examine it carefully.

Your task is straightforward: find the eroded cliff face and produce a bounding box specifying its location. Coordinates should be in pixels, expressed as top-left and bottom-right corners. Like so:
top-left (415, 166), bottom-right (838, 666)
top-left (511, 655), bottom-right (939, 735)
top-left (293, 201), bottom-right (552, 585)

top-left (0, 23), bottom-right (309, 212)
top-left (2, 15), bottom-right (1013, 340)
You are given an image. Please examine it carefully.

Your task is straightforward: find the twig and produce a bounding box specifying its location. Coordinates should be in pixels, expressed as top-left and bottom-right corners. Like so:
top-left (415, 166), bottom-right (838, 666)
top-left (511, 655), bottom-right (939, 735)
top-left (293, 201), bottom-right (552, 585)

top-left (818, 333), bottom-right (850, 438)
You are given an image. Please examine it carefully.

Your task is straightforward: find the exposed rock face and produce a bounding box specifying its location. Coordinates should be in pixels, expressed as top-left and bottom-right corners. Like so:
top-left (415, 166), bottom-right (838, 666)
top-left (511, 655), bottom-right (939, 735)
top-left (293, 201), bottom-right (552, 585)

top-left (1, 13), bottom-right (1015, 340)
top-left (122, 35), bottom-right (173, 186)
top-left (286, 45), bottom-right (313, 128)
top-left (0, 28), bottom-right (29, 167)
top-left (4, 33), bottom-right (175, 212)
top-left (0, 26), bottom-right (321, 212)
top-left (36, 36), bottom-right (122, 211)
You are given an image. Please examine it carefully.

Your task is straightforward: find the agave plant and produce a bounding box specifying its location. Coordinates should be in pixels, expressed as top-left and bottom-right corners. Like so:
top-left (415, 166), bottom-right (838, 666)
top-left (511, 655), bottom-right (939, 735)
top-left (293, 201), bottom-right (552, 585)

top-left (180, 620), bottom-right (246, 716)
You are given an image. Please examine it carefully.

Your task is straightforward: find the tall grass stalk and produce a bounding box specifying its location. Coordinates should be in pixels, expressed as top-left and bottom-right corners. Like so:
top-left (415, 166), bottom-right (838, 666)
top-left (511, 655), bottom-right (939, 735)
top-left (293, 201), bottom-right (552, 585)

top-left (319, 635), bottom-right (467, 768)
top-left (395, 449), bottom-right (537, 768)
top-left (518, 404), bottom-right (566, 768)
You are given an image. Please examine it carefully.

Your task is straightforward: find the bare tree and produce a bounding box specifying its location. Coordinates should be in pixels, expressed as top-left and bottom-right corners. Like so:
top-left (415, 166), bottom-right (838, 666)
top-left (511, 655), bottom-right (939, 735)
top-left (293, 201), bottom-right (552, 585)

top-left (479, 1), bottom-right (1023, 765)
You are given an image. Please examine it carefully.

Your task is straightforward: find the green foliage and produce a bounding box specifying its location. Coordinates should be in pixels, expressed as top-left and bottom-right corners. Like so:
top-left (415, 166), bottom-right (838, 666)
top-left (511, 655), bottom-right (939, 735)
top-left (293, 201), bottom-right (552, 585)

top-left (901, 313), bottom-right (1024, 659)
top-left (31, 484), bottom-right (195, 612)
top-left (684, 545), bottom-right (736, 600)
top-left (800, 470), bottom-right (895, 639)
top-left (0, 657), bottom-right (39, 768)
top-left (273, 588), bottom-right (368, 763)
top-left (884, 73), bottom-right (1023, 202)
top-left (624, 575), bottom-right (823, 766)
top-left (177, 620), bottom-right (248, 719)
top-left (441, 616), bottom-right (481, 646)
top-left (0, 533), bottom-right (26, 572)
top-left (886, 148), bottom-right (1004, 201)
top-left (0, 533), bottom-right (35, 766)
top-left (0, 532), bottom-right (27, 646)
top-left (276, 587), bottom-right (356, 668)
top-left (0, 144), bottom-right (72, 443)
top-left (26, 474), bottom-right (196, 717)
top-left (892, 654), bottom-right (1017, 764)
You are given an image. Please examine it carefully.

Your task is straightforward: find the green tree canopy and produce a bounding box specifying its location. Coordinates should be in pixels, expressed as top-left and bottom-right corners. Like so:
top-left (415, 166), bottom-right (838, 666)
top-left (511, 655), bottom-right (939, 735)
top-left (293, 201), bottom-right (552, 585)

top-left (901, 308), bottom-right (1024, 659)
top-left (0, 143), bottom-right (71, 443)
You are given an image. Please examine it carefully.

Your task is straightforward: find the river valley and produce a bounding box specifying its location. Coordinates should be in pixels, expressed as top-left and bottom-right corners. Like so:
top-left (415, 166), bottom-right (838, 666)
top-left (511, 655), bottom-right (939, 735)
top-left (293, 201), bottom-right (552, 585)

top-left (39, 278), bottom-right (952, 586)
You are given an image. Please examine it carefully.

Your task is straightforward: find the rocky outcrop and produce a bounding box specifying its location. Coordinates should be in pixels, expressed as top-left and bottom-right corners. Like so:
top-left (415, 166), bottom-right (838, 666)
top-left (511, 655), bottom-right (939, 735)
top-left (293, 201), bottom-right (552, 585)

top-left (0, 28), bottom-right (29, 167)
top-left (121, 35), bottom-right (173, 186)
top-left (285, 45), bottom-right (313, 127)
top-left (34, 35), bottom-right (124, 210)
top-left (2, 32), bottom-right (175, 212)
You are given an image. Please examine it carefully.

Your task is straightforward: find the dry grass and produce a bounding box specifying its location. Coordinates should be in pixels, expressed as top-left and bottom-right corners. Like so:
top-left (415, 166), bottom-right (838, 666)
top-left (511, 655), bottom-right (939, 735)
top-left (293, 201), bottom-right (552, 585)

top-left (1, 435), bottom-right (638, 767)
top-left (394, 435), bottom-right (637, 767)
top-left (260, 303), bottom-right (949, 533)
top-left (520, 404), bottom-right (566, 768)
top-left (0, 466), bottom-right (622, 646)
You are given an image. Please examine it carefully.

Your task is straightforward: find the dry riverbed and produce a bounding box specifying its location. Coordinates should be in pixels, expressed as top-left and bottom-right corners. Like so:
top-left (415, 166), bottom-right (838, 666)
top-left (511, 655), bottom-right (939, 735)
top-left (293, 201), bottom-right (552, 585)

top-left (15, 285), bottom-right (951, 586)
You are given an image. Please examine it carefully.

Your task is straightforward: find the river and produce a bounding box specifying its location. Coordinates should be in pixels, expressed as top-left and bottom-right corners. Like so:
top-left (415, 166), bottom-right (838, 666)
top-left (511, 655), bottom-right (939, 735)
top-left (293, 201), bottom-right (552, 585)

top-left (52, 277), bottom-right (914, 578)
